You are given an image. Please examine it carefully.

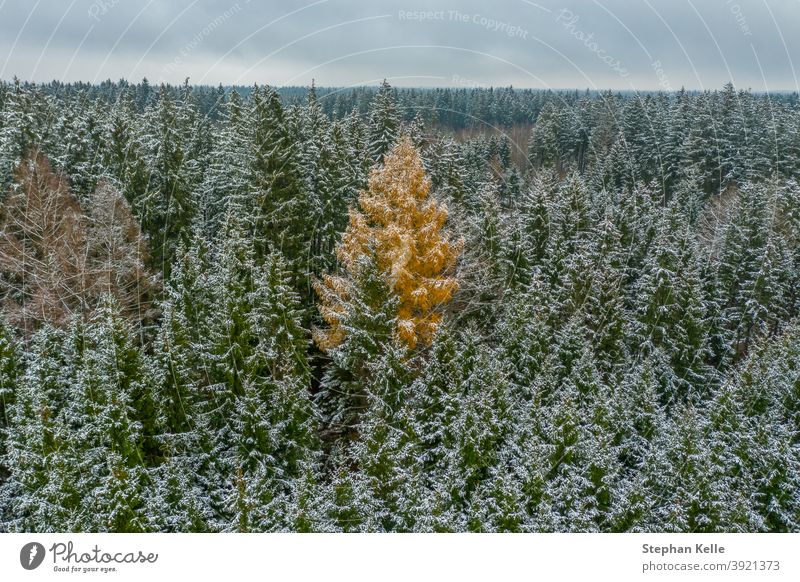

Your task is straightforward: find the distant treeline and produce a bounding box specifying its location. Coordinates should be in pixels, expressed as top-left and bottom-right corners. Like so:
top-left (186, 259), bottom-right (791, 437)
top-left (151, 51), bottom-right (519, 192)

top-left (10, 77), bottom-right (800, 130)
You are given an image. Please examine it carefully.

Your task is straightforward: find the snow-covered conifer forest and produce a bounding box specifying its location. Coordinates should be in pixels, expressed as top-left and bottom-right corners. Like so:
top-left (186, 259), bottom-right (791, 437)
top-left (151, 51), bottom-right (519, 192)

top-left (0, 79), bottom-right (798, 532)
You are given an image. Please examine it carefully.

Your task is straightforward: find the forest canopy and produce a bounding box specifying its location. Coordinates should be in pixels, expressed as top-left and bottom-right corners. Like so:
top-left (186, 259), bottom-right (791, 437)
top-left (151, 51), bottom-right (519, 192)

top-left (0, 79), bottom-right (798, 532)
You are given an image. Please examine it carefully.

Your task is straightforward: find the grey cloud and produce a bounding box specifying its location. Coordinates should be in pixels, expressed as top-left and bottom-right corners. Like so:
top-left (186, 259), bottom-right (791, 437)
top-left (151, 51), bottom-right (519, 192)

top-left (0, 0), bottom-right (798, 90)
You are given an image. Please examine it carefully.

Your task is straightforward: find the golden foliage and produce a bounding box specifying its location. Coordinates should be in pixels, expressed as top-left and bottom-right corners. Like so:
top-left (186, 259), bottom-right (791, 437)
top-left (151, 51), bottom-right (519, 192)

top-left (314, 136), bottom-right (461, 350)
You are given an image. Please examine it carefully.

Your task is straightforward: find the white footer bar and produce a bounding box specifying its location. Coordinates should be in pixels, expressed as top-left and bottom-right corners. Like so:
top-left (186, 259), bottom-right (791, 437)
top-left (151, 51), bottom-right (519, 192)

top-left (1, 533), bottom-right (796, 581)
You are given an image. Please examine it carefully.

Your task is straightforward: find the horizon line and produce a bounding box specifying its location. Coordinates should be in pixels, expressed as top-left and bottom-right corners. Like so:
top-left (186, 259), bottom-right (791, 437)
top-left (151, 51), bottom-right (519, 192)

top-left (2, 78), bottom-right (799, 94)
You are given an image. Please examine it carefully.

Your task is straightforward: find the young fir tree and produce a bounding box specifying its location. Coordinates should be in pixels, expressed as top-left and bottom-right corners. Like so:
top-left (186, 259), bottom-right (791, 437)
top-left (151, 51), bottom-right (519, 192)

top-left (315, 253), bottom-right (398, 438)
top-left (152, 233), bottom-right (214, 438)
top-left (101, 90), bottom-right (149, 205)
top-left (707, 324), bottom-right (800, 531)
top-left (367, 80), bottom-right (401, 163)
top-left (514, 174), bottom-right (555, 275)
top-left (528, 102), bottom-right (562, 170)
top-left (497, 271), bottom-right (554, 393)
top-left (140, 86), bottom-right (197, 275)
top-left (150, 233), bottom-right (222, 529)
top-left (711, 183), bottom-right (775, 360)
top-left (0, 319), bottom-right (20, 491)
top-left (423, 136), bottom-right (467, 207)
top-left (580, 212), bottom-right (629, 378)
top-left (227, 246), bottom-right (320, 532)
top-left (144, 453), bottom-right (214, 532)
top-left (467, 178), bottom-right (517, 294)
top-left (67, 297), bottom-right (152, 532)
top-left (407, 328), bottom-right (513, 532)
top-left (633, 204), bottom-right (713, 404)
top-left (310, 119), bottom-right (362, 275)
top-left (239, 86), bottom-right (314, 293)
top-left (322, 339), bottom-right (419, 532)
top-left (199, 90), bottom-right (249, 239)
top-left (0, 80), bottom-right (48, 190)
top-left (536, 322), bottom-right (623, 532)
top-left (659, 404), bottom-right (730, 532)
top-left (50, 94), bottom-right (106, 200)
top-left (607, 359), bottom-right (672, 531)
top-left (776, 180), bottom-right (800, 321)
top-left (449, 338), bottom-right (514, 532)
top-left (154, 217), bottom-right (320, 531)
top-left (2, 325), bottom-right (80, 531)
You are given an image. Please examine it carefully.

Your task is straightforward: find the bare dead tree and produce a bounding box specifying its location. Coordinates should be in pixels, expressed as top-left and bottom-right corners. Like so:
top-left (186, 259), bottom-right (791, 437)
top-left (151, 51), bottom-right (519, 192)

top-left (0, 151), bottom-right (159, 335)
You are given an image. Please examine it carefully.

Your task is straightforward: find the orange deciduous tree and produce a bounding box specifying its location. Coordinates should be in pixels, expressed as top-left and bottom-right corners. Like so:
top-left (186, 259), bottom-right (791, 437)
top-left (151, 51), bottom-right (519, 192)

top-left (314, 136), bottom-right (461, 350)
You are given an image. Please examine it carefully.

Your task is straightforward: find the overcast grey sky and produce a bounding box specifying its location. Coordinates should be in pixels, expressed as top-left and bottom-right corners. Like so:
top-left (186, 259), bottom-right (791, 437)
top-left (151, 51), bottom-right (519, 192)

top-left (0, 0), bottom-right (798, 90)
